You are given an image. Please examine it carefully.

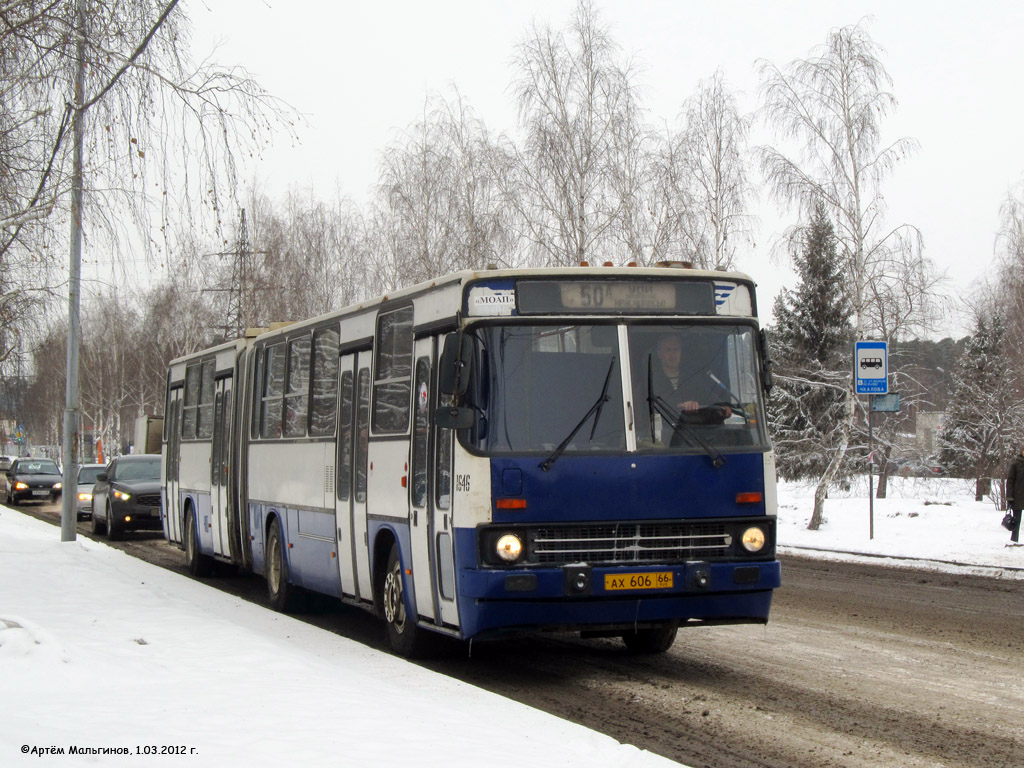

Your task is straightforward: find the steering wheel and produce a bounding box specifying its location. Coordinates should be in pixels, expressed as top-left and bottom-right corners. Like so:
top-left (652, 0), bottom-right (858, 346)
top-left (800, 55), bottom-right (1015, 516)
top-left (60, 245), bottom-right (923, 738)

top-left (714, 401), bottom-right (750, 424)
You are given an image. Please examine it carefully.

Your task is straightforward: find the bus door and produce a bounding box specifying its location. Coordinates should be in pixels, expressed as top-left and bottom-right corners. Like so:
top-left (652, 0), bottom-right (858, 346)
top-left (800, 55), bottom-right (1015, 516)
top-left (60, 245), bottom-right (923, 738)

top-left (210, 378), bottom-right (232, 557)
top-left (164, 388), bottom-right (183, 543)
top-left (432, 359), bottom-right (459, 627)
top-left (408, 339), bottom-right (435, 622)
top-left (335, 352), bottom-right (371, 601)
top-left (409, 336), bottom-right (459, 628)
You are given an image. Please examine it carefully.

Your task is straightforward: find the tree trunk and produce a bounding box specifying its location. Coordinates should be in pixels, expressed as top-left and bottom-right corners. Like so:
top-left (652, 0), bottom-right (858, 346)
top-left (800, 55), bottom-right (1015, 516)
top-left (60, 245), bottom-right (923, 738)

top-left (876, 445), bottom-right (893, 499)
top-left (807, 375), bottom-right (857, 530)
top-left (975, 476), bottom-right (991, 502)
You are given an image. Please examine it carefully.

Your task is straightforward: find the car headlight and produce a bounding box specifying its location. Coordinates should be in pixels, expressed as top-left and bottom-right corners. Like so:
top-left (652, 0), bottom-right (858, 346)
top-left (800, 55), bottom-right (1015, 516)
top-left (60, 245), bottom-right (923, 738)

top-left (113, 490), bottom-right (132, 501)
top-left (495, 534), bottom-right (523, 563)
top-left (78, 492), bottom-right (93, 502)
top-left (740, 526), bottom-right (767, 553)
top-left (14, 481), bottom-right (28, 490)
top-left (53, 482), bottom-right (62, 490)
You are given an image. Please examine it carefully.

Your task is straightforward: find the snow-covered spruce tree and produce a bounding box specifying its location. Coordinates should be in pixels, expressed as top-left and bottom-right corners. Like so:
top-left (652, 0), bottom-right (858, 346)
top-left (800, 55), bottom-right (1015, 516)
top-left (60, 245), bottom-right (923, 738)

top-left (937, 311), bottom-right (1023, 501)
top-left (769, 202), bottom-right (853, 484)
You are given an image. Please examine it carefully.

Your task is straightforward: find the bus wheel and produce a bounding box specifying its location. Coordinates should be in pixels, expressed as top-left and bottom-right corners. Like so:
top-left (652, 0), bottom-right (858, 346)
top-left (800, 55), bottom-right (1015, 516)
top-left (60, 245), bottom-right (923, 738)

top-left (381, 543), bottom-right (427, 657)
top-left (621, 621), bottom-right (679, 653)
top-left (266, 517), bottom-right (300, 612)
top-left (185, 509), bottom-right (213, 577)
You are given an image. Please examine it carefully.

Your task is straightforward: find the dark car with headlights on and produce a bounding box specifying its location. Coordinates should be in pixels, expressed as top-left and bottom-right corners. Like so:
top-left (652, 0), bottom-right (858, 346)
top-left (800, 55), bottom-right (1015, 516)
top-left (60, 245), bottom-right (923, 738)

top-left (4, 457), bottom-right (63, 505)
top-left (90, 454), bottom-right (162, 540)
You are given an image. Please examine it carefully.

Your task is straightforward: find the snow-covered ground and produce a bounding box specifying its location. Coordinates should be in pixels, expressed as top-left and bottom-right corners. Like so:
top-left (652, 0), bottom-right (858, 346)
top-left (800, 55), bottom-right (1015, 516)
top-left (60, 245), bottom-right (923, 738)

top-left (777, 476), bottom-right (1024, 579)
top-left (1, 477), bottom-right (1019, 767)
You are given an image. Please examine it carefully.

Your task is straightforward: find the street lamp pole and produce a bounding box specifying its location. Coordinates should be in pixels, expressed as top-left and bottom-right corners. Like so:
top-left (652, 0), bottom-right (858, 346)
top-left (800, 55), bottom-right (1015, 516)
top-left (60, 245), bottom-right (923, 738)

top-left (60, 0), bottom-right (86, 543)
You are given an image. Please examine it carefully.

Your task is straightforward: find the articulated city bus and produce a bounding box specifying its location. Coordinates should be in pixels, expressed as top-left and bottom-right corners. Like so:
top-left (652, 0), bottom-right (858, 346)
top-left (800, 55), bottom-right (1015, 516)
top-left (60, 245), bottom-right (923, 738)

top-left (162, 266), bottom-right (780, 656)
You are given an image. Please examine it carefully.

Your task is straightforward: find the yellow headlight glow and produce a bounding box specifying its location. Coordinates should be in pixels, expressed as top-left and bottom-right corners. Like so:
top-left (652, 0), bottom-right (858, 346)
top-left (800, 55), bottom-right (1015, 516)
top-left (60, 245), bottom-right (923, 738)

top-left (495, 534), bottom-right (523, 562)
top-left (740, 527), bottom-right (766, 553)
top-left (114, 490), bottom-right (132, 501)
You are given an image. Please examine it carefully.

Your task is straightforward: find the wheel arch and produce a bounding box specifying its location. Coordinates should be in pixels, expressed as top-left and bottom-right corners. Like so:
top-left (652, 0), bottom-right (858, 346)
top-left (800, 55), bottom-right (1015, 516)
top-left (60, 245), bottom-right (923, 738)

top-left (371, 526), bottom-right (399, 618)
top-left (264, 509), bottom-right (289, 575)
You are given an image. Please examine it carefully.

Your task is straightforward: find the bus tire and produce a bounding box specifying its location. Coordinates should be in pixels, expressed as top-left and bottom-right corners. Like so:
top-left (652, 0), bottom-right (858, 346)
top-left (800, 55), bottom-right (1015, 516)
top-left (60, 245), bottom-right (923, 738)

top-left (184, 508), bottom-right (214, 577)
top-left (381, 543), bottom-right (428, 657)
top-left (266, 517), bottom-right (300, 612)
top-left (621, 621), bottom-right (679, 653)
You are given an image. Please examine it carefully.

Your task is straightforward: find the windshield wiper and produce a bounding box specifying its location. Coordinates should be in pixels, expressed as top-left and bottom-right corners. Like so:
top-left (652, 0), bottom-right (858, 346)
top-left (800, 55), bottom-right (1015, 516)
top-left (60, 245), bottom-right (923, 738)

top-left (540, 358), bottom-right (616, 472)
top-left (647, 355), bottom-right (726, 469)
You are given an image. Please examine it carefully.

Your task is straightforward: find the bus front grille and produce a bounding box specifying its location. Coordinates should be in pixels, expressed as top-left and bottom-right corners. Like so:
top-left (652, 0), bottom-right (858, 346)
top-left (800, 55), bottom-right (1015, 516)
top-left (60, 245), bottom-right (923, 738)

top-left (531, 523), bottom-right (731, 565)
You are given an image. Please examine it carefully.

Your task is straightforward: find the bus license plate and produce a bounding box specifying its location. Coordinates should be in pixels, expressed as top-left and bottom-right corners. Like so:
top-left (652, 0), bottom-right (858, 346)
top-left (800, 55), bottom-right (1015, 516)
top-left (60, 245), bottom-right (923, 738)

top-left (604, 572), bottom-right (673, 591)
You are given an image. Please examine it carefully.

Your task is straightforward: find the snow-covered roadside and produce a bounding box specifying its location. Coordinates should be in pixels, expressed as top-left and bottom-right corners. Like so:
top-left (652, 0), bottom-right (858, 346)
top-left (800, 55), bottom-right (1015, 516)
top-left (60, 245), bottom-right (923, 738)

top-left (0, 508), bottom-right (682, 768)
top-left (776, 477), bottom-right (1024, 579)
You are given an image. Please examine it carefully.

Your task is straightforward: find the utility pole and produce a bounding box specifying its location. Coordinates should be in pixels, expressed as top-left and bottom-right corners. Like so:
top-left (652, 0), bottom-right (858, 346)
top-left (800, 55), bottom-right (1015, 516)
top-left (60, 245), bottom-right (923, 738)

top-left (204, 208), bottom-right (267, 340)
top-left (61, 0), bottom-right (86, 542)
top-left (226, 208), bottom-right (252, 338)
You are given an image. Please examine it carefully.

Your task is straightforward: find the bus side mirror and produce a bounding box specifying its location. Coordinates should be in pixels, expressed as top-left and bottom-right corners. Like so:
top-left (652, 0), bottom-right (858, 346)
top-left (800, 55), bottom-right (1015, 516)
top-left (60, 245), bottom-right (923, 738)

top-left (759, 330), bottom-right (774, 393)
top-left (439, 332), bottom-right (474, 397)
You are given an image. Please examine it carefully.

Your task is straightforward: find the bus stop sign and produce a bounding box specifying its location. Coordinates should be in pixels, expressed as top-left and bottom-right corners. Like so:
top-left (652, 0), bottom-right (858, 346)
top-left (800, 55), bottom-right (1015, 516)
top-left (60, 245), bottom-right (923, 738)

top-left (855, 340), bottom-right (888, 394)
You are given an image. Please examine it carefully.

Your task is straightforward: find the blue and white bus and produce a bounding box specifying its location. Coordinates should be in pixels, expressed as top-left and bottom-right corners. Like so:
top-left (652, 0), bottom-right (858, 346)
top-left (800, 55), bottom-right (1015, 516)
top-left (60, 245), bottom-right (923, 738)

top-left (162, 266), bottom-right (780, 656)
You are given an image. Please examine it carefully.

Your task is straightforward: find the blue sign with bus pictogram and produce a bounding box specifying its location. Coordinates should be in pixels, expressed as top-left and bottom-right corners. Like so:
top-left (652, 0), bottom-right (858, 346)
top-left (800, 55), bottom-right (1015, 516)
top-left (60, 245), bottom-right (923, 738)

top-left (855, 341), bottom-right (888, 394)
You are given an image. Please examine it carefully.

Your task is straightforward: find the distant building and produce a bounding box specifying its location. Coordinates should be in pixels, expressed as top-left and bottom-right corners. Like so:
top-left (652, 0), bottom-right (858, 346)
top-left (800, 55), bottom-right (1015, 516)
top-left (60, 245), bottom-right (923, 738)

top-left (915, 411), bottom-right (947, 456)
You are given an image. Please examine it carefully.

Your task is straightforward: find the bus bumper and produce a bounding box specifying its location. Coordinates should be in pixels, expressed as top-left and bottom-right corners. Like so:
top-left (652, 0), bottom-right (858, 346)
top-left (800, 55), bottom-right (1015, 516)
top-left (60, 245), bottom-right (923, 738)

top-left (455, 559), bottom-right (781, 639)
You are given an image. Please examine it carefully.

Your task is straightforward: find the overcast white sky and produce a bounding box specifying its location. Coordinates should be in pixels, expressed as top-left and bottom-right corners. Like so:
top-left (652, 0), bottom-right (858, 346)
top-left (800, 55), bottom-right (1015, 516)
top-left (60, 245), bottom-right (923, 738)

top-left (186, 0), bottom-right (1024, 338)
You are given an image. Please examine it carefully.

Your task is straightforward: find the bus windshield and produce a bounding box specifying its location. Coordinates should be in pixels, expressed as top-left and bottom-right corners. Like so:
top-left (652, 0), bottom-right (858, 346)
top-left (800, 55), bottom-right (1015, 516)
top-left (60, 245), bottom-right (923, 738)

top-left (467, 323), bottom-right (768, 455)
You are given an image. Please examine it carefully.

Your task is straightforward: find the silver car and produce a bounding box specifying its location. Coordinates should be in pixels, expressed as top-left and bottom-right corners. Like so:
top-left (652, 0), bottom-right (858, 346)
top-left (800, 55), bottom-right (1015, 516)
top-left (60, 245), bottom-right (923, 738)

top-left (76, 463), bottom-right (106, 519)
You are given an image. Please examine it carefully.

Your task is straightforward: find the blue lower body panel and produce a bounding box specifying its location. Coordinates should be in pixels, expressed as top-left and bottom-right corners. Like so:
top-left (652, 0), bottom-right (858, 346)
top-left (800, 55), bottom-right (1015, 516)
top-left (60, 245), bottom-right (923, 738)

top-left (456, 560), bottom-right (781, 638)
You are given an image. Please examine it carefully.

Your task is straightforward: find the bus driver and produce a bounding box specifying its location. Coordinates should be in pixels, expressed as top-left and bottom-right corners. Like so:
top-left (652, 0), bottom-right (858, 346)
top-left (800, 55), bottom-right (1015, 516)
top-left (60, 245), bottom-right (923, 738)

top-left (651, 333), bottom-right (728, 422)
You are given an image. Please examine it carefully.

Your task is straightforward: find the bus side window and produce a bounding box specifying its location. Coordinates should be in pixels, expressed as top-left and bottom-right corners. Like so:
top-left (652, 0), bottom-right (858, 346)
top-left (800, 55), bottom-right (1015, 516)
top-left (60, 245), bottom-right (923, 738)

top-left (261, 342), bottom-right (286, 439)
top-left (283, 334), bottom-right (311, 438)
top-left (372, 305), bottom-right (414, 434)
top-left (310, 328), bottom-right (340, 437)
top-left (182, 362), bottom-right (200, 439)
top-left (196, 358), bottom-right (215, 439)
top-left (250, 349), bottom-right (263, 440)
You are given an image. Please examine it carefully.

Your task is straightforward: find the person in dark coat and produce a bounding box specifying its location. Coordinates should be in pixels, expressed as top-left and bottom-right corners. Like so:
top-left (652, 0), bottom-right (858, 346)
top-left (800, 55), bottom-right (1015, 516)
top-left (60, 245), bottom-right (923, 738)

top-left (1006, 446), bottom-right (1024, 545)
top-left (646, 334), bottom-right (727, 439)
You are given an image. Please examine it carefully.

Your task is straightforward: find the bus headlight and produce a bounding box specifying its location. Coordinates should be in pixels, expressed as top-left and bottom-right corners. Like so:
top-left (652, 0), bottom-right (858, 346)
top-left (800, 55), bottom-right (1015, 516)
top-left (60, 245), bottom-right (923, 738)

top-left (495, 534), bottom-right (523, 563)
top-left (740, 526), bottom-right (766, 553)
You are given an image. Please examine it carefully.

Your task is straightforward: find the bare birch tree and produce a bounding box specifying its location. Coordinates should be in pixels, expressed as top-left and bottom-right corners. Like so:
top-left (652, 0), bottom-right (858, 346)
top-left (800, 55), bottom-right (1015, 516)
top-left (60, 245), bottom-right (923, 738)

top-left (676, 70), bottom-right (754, 269)
top-left (757, 23), bottom-right (938, 529)
top-left (0, 0), bottom-right (293, 372)
top-left (370, 91), bottom-right (517, 292)
top-left (995, 186), bottom-right (1024, 375)
top-left (509, 0), bottom-right (642, 266)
